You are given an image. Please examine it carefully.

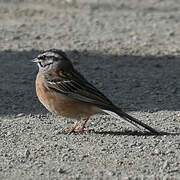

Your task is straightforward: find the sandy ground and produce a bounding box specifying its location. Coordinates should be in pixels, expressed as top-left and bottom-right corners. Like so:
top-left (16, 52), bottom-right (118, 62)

top-left (0, 0), bottom-right (180, 179)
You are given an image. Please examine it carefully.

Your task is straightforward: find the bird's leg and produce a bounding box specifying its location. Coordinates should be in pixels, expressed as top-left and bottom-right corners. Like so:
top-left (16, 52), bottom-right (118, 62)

top-left (67, 119), bottom-right (80, 134)
top-left (77, 117), bottom-right (90, 133)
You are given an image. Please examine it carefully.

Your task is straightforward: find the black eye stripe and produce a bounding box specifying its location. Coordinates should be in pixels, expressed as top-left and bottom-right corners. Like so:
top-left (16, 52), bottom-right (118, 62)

top-left (38, 55), bottom-right (46, 60)
top-left (38, 61), bottom-right (52, 68)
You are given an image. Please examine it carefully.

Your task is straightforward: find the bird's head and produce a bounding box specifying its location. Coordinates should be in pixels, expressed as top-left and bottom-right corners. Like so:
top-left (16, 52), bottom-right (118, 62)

top-left (32, 49), bottom-right (73, 73)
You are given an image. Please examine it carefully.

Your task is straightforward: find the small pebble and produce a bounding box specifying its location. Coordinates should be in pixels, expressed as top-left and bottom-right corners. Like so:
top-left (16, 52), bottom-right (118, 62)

top-left (163, 160), bottom-right (169, 169)
top-left (15, 113), bottom-right (25, 118)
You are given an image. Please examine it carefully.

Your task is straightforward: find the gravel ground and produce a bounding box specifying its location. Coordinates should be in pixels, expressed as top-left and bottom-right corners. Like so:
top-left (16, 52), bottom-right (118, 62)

top-left (0, 0), bottom-right (180, 179)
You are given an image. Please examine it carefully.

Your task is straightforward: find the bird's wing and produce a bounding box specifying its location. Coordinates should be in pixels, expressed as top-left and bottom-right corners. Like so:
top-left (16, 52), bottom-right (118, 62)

top-left (44, 69), bottom-right (114, 109)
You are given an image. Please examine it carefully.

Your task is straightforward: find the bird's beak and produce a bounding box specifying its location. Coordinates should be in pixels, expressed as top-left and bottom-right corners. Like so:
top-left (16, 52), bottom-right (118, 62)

top-left (31, 58), bottom-right (40, 63)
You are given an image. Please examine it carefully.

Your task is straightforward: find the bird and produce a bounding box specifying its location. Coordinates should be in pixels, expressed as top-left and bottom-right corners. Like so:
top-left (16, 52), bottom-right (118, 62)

top-left (32, 49), bottom-right (159, 135)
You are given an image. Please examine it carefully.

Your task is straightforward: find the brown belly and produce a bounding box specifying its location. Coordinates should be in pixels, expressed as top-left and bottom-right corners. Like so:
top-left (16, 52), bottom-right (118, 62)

top-left (36, 74), bottom-right (102, 119)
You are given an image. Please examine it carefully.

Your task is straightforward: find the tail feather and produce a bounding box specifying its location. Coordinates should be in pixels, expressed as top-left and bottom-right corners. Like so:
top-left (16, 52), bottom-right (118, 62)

top-left (102, 108), bottom-right (159, 134)
top-left (102, 110), bottom-right (141, 130)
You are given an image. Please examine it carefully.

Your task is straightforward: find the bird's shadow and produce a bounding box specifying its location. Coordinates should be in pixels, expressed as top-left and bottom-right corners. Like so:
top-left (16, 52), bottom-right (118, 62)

top-left (91, 130), bottom-right (180, 136)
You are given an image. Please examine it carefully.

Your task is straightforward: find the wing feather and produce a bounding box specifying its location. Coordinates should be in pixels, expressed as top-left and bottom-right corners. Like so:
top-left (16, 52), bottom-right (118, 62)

top-left (44, 69), bottom-right (114, 108)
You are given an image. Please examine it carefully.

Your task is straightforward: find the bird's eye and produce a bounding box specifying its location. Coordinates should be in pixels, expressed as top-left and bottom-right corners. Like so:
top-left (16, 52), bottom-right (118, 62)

top-left (42, 55), bottom-right (46, 59)
top-left (38, 55), bottom-right (46, 60)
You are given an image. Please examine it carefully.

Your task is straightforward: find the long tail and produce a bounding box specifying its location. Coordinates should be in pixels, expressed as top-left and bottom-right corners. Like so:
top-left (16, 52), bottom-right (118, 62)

top-left (102, 108), bottom-right (159, 134)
